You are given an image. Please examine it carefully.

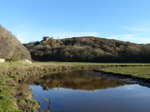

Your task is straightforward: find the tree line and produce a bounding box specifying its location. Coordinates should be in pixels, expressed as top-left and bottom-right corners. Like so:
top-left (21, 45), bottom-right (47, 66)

top-left (24, 36), bottom-right (150, 62)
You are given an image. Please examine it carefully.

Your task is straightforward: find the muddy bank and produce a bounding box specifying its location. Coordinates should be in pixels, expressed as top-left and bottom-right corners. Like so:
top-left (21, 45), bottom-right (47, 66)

top-left (83, 70), bottom-right (150, 87)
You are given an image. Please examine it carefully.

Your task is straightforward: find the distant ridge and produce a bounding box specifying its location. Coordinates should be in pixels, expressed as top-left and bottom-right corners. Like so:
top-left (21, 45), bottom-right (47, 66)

top-left (24, 36), bottom-right (150, 62)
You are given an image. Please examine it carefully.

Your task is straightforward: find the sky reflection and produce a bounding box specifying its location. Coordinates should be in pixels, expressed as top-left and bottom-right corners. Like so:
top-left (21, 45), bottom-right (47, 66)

top-left (30, 71), bottom-right (150, 112)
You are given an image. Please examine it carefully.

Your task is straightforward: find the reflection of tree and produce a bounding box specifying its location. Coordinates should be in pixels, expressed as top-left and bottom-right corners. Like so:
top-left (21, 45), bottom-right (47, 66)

top-left (34, 71), bottom-right (126, 91)
top-left (39, 98), bottom-right (51, 112)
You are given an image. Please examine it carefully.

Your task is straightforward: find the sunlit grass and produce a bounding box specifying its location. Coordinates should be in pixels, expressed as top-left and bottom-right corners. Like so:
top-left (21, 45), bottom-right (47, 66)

top-left (99, 66), bottom-right (150, 79)
top-left (34, 62), bottom-right (150, 66)
top-left (0, 77), bottom-right (23, 112)
top-left (1, 61), bottom-right (150, 66)
top-left (0, 62), bottom-right (29, 66)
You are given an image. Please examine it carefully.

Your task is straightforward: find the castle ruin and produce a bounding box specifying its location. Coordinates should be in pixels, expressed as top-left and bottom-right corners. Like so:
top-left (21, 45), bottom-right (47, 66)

top-left (43, 36), bottom-right (53, 41)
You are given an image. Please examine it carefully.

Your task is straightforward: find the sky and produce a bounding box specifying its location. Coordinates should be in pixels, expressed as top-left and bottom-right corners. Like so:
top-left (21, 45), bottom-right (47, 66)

top-left (1, 0), bottom-right (150, 44)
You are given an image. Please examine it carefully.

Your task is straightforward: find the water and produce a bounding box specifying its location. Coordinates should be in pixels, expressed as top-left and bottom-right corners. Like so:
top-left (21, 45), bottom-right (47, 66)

top-left (30, 71), bottom-right (150, 112)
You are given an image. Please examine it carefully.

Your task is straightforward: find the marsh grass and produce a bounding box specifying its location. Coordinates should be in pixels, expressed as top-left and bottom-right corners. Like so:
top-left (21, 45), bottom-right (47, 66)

top-left (99, 66), bottom-right (150, 79)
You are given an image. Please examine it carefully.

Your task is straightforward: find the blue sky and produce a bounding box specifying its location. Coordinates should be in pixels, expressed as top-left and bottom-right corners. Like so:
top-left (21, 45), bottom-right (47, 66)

top-left (1, 0), bottom-right (150, 43)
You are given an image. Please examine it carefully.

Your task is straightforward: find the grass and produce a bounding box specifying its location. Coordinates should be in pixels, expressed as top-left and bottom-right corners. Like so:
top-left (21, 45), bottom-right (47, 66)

top-left (34, 62), bottom-right (150, 66)
top-left (0, 62), bottom-right (29, 66)
top-left (99, 66), bottom-right (150, 79)
top-left (0, 75), bottom-right (39, 112)
top-left (1, 61), bottom-right (150, 111)
top-left (1, 61), bottom-right (150, 66)
top-left (0, 77), bottom-right (23, 112)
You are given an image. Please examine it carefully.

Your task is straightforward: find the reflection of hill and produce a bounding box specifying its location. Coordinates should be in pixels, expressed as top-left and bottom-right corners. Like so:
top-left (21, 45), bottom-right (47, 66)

top-left (33, 71), bottom-right (126, 90)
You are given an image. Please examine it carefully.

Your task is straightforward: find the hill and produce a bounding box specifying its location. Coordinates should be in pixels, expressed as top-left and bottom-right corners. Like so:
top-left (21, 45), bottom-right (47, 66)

top-left (24, 36), bottom-right (150, 62)
top-left (0, 25), bottom-right (31, 61)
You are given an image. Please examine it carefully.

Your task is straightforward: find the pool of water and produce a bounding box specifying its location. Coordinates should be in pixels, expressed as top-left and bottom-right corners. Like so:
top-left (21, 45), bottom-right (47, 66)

top-left (30, 71), bottom-right (150, 112)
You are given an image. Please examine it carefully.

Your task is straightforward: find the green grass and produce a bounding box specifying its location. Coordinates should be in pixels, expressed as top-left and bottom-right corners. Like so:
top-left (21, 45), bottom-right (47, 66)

top-left (0, 77), bottom-right (23, 112)
top-left (34, 62), bottom-right (150, 66)
top-left (99, 66), bottom-right (150, 79)
top-left (0, 62), bottom-right (29, 66)
top-left (1, 61), bottom-right (150, 67)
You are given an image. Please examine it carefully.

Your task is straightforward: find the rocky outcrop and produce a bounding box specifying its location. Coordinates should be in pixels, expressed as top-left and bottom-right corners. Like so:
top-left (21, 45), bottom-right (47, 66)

top-left (20, 59), bottom-right (32, 64)
top-left (0, 25), bottom-right (31, 60)
top-left (0, 58), bottom-right (5, 63)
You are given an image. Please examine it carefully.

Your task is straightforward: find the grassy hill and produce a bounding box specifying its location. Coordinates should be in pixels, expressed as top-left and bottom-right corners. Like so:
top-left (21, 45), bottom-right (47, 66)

top-left (0, 25), bottom-right (31, 61)
top-left (24, 36), bottom-right (150, 62)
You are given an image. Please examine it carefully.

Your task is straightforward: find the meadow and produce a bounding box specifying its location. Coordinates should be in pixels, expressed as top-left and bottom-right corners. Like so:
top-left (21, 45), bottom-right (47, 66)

top-left (99, 66), bottom-right (150, 79)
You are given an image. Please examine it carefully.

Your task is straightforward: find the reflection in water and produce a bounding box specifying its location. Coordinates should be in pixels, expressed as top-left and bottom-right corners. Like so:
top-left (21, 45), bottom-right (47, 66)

top-left (32, 71), bottom-right (126, 90)
top-left (30, 71), bottom-right (150, 112)
top-left (39, 98), bottom-right (51, 112)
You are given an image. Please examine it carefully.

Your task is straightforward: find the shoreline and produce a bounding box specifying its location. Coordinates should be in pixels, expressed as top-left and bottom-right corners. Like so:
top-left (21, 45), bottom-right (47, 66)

top-left (83, 70), bottom-right (150, 87)
top-left (0, 63), bottom-right (107, 112)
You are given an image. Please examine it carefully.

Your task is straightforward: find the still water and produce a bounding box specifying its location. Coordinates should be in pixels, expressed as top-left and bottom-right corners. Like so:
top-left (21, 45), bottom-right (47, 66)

top-left (30, 71), bottom-right (150, 112)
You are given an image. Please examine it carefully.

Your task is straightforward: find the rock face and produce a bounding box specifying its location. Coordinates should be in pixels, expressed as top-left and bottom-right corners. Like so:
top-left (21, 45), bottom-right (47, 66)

top-left (0, 25), bottom-right (31, 60)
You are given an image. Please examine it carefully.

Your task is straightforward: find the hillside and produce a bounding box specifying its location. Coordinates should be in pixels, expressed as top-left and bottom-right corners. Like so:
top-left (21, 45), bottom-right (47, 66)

top-left (24, 36), bottom-right (150, 62)
top-left (0, 25), bottom-right (31, 61)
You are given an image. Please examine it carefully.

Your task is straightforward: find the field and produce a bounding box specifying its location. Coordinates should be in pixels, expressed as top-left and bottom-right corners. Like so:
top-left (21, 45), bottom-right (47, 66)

top-left (34, 62), bottom-right (150, 66)
top-left (99, 66), bottom-right (150, 79)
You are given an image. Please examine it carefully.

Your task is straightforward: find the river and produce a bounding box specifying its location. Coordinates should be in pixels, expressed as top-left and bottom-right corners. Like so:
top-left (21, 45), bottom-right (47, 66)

top-left (30, 71), bottom-right (150, 112)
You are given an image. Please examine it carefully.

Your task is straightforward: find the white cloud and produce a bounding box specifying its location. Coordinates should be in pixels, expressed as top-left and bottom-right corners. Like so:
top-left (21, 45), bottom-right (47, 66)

top-left (105, 34), bottom-right (150, 44)
top-left (138, 38), bottom-right (150, 44)
top-left (12, 27), bottom-right (99, 43)
top-left (8, 23), bottom-right (99, 43)
top-left (121, 35), bottom-right (150, 44)
top-left (105, 35), bottom-right (119, 39)
top-left (78, 32), bottom-right (99, 36)
top-left (38, 31), bottom-right (99, 40)
top-left (10, 24), bottom-right (39, 43)
top-left (56, 32), bottom-right (99, 38)
top-left (12, 26), bottom-right (150, 44)
top-left (15, 32), bottom-right (39, 43)
top-left (121, 34), bottom-right (138, 40)
top-left (123, 27), bottom-right (150, 31)
top-left (105, 34), bottom-right (136, 41)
